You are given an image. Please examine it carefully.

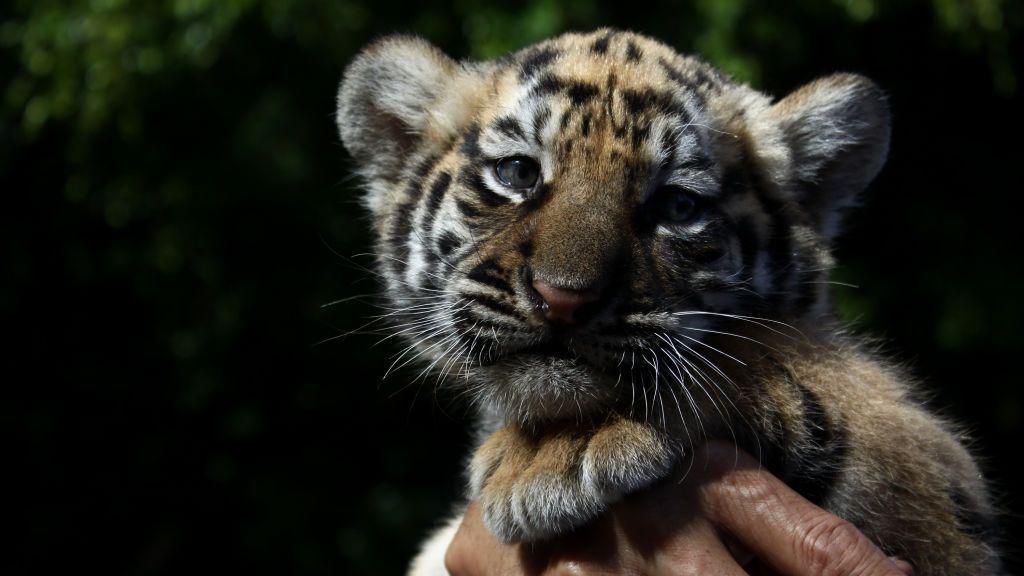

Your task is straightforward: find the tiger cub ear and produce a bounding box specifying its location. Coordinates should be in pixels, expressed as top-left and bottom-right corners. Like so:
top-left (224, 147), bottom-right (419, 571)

top-left (336, 36), bottom-right (484, 184)
top-left (771, 73), bottom-right (891, 239)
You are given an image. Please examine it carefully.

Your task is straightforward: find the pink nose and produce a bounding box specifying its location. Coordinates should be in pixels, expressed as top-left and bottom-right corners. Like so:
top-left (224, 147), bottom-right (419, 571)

top-left (532, 280), bottom-right (601, 325)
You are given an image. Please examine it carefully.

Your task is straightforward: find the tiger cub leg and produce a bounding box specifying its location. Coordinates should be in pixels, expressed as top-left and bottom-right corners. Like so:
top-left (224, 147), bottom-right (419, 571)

top-left (469, 416), bottom-right (678, 543)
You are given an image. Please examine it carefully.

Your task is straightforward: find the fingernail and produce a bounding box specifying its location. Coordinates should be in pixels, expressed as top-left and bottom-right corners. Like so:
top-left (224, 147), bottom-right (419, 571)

top-left (889, 556), bottom-right (914, 575)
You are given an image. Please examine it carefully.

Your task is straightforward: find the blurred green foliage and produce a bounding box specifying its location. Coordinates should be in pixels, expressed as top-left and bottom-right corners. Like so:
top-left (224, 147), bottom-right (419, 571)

top-left (3, 1), bottom-right (1023, 574)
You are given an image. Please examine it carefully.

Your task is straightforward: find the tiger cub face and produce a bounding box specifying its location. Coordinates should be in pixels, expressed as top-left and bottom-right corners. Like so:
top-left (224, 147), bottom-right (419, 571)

top-left (337, 29), bottom-right (890, 427)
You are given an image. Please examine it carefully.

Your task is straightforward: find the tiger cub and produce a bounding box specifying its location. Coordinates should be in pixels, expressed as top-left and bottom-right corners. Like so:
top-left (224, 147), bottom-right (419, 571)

top-left (335, 29), bottom-right (1002, 575)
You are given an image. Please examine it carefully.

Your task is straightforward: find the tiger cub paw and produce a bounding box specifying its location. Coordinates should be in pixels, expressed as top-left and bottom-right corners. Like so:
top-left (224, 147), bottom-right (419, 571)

top-left (468, 417), bottom-right (677, 543)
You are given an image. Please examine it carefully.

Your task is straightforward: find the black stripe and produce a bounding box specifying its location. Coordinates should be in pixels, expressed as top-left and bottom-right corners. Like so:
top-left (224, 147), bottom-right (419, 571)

top-left (494, 116), bottom-right (527, 141)
top-left (622, 89), bottom-right (652, 116)
top-left (422, 171), bottom-right (452, 226)
top-left (719, 168), bottom-right (758, 272)
top-left (460, 124), bottom-right (481, 157)
top-left (566, 81), bottom-right (599, 105)
top-left (467, 293), bottom-right (522, 319)
top-left (437, 231), bottom-right (462, 258)
top-left (531, 106), bottom-right (551, 146)
top-left (626, 40), bottom-right (643, 62)
top-left (558, 109), bottom-right (572, 131)
top-left (667, 231), bottom-right (724, 265)
top-left (658, 57), bottom-right (725, 91)
top-left (744, 358), bottom-right (847, 508)
top-left (590, 31), bottom-right (615, 54)
top-left (519, 47), bottom-right (560, 81)
top-left (387, 155), bottom-right (439, 275)
top-left (580, 111), bottom-right (592, 136)
top-left (631, 121), bottom-right (650, 149)
top-left (467, 258), bottom-right (513, 294)
top-left (631, 88), bottom-right (691, 119)
top-left (721, 165), bottom-right (794, 308)
top-left (690, 63), bottom-right (726, 93)
top-left (787, 382), bottom-right (849, 506)
top-left (532, 73), bottom-right (565, 97)
top-left (459, 165), bottom-right (510, 207)
top-left (454, 313), bottom-right (512, 337)
top-left (455, 198), bottom-right (481, 219)
top-left (658, 130), bottom-right (679, 171)
top-left (467, 257), bottom-right (503, 278)
top-left (519, 181), bottom-right (547, 211)
top-left (417, 172), bottom-right (453, 275)
top-left (387, 193), bottom-right (417, 276)
top-left (659, 58), bottom-right (688, 88)
top-left (529, 75), bottom-right (600, 107)
top-left (418, 270), bottom-right (440, 291)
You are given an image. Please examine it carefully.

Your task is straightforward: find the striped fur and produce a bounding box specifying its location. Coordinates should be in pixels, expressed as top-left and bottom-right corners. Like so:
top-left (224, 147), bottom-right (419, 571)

top-left (337, 30), bottom-right (1002, 575)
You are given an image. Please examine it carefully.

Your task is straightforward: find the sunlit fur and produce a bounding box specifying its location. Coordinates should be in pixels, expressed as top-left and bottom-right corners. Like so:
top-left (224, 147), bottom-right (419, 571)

top-left (337, 29), bottom-right (1002, 575)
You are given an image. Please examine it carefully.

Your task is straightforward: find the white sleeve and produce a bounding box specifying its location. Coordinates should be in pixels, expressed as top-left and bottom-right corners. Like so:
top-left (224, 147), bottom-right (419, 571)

top-left (407, 513), bottom-right (463, 576)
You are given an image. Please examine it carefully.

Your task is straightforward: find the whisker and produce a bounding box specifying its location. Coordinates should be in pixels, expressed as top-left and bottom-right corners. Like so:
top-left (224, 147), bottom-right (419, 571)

top-left (670, 310), bottom-right (803, 341)
top-left (677, 326), bottom-right (779, 352)
top-left (675, 332), bottom-right (747, 366)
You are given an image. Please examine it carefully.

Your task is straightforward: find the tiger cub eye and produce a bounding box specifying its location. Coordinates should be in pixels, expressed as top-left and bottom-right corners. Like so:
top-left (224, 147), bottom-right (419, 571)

top-left (494, 156), bottom-right (540, 189)
top-left (649, 185), bottom-right (702, 223)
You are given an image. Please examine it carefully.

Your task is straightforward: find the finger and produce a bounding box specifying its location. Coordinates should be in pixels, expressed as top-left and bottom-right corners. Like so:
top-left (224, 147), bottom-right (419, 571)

top-left (526, 498), bottom-right (750, 576)
top-left (541, 534), bottom-right (750, 576)
top-left (446, 503), bottom-right (524, 576)
top-left (524, 512), bottom-right (621, 575)
top-left (694, 442), bottom-right (908, 576)
top-left (613, 497), bottom-right (750, 576)
top-left (890, 557), bottom-right (915, 575)
top-left (648, 530), bottom-right (751, 576)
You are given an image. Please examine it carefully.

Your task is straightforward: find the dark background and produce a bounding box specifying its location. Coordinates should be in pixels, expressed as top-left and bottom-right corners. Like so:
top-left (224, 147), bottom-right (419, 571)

top-left (3, 1), bottom-right (1022, 574)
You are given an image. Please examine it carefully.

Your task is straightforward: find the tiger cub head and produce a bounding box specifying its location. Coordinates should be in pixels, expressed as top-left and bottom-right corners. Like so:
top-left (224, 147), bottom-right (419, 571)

top-left (336, 29), bottom-right (890, 427)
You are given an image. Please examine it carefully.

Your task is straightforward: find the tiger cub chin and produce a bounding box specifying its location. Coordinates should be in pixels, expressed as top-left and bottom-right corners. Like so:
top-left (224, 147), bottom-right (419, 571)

top-left (335, 29), bottom-right (1002, 575)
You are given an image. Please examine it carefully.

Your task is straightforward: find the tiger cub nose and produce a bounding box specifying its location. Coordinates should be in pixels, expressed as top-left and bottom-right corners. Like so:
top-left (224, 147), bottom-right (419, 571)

top-left (531, 280), bottom-right (602, 325)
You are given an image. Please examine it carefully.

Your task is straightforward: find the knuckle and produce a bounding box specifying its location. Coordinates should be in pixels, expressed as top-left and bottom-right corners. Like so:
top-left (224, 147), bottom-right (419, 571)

top-left (440, 528), bottom-right (471, 573)
top-left (544, 560), bottom-right (614, 576)
top-left (700, 468), bottom-right (780, 519)
top-left (545, 561), bottom-right (588, 576)
top-left (443, 537), bottom-right (470, 576)
top-left (798, 515), bottom-right (877, 575)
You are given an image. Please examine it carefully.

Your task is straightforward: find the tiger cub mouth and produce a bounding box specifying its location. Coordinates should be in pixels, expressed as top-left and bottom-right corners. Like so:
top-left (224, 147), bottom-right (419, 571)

top-left (470, 334), bottom-right (630, 424)
top-left (504, 340), bottom-right (577, 361)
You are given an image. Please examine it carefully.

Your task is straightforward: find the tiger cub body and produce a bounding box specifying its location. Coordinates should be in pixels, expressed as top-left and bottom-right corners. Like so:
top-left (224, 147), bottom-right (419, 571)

top-left (335, 29), bottom-right (1001, 575)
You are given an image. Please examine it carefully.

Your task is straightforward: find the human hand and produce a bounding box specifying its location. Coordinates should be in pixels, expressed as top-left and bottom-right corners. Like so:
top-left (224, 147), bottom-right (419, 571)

top-left (445, 441), bottom-right (913, 575)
